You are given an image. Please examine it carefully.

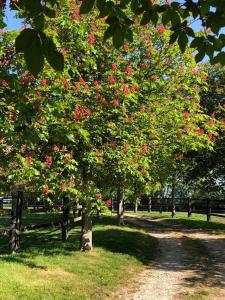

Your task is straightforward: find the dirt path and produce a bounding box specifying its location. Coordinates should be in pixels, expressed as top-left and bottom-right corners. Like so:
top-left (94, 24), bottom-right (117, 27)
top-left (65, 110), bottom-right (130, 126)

top-left (119, 216), bottom-right (225, 300)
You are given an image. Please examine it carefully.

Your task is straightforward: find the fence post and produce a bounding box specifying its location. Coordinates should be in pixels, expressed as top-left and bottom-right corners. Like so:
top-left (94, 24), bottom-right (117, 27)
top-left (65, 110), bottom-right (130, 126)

top-left (62, 196), bottom-right (70, 241)
top-left (0, 198), bottom-right (3, 209)
top-left (207, 199), bottom-right (211, 222)
top-left (188, 199), bottom-right (192, 217)
top-left (9, 191), bottom-right (23, 253)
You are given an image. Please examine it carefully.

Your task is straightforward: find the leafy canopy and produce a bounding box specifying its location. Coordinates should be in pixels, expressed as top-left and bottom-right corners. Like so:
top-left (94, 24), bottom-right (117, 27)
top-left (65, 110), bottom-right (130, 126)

top-left (1, 0), bottom-right (225, 75)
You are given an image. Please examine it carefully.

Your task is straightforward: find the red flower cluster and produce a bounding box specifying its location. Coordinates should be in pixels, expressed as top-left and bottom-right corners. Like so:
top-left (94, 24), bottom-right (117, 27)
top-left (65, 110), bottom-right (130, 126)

top-left (73, 106), bottom-right (92, 122)
top-left (95, 193), bottom-right (102, 200)
top-left (183, 111), bottom-right (190, 119)
top-left (45, 155), bottom-right (53, 168)
top-left (25, 154), bottom-right (32, 165)
top-left (43, 185), bottom-right (49, 195)
top-left (105, 199), bottom-right (112, 207)
top-left (196, 128), bottom-right (204, 135)
top-left (61, 182), bottom-right (67, 191)
top-left (142, 144), bottom-right (148, 155)
top-left (113, 98), bottom-right (119, 107)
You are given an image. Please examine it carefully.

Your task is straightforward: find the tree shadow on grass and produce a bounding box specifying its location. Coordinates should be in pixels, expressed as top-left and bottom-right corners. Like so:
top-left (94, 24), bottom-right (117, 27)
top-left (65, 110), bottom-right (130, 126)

top-left (0, 218), bottom-right (158, 269)
top-left (93, 228), bottom-right (158, 265)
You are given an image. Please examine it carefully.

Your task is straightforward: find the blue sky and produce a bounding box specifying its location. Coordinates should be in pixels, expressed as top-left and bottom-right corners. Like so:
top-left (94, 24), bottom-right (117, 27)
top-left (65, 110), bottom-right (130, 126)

top-left (4, 0), bottom-right (23, 30)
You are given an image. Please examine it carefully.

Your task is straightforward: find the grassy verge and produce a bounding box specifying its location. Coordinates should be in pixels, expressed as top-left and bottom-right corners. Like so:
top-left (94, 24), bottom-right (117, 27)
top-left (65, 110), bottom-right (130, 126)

top-left (0, 211), bottom-right (64, 229)
top-left (126, 211), bottom-right (225, 233)
top-left (0, 216), bottom-right (157, 300)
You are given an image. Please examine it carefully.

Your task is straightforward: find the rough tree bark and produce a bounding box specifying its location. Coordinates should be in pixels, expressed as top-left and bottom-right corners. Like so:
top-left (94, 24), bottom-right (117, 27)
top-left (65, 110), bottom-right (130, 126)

top-left (62, 196), bottom-right (70, 241)
top-left (9, 191), bottom-right (23, 253)
top-left (117, 190), bottom-right (125, 226)
top-left (80, 203), bottom-right (92, 251)
top-left (171, 180), bottom-right (176, 218)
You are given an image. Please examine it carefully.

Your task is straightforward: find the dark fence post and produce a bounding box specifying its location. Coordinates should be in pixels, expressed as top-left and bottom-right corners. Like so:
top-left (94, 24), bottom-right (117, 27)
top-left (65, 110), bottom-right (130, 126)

top-left (9, 191), bottom-right (23, 253)
top-left (0, 198), bottom-right (3, 209)
top-left (207, 199), bottom-right (211, 222)
top-left (188, 199), bottom-right (192, 217)
top-left (62, 196), bottom-right (70, 241)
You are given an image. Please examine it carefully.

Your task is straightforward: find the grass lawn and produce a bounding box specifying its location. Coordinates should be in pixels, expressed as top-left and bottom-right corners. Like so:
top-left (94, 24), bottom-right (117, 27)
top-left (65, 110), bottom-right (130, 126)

top-left (0, 211), bottom-right (64, 229)
top-left (126, 211), bottom-right (225, 233)
top-left (0, 216), bottom-right (157, 300)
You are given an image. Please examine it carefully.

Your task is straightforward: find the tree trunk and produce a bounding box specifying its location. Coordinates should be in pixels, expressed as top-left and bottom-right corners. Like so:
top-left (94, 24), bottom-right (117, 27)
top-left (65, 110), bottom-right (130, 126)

top-left (188, 199), bottom-right (192, 217)
top-left (134, 199), bottom-right (138, 213)
top-left (0, 198), bottom-right (3, 209)
top-left (117, 190), bottom-right (124, 226)
top-left (148, 197), bottom-right (152, 212)
top-left (159, 198), bottom-right (163, 214)
top-left (207, 199), bottom-right (211, 222)
top-left (171, 181), bottom-right (176, 218)
top-left (62, 196), bottom-right (70, 241)
top-left (9, 191), bottom-right (23, 253)
top-left (80, 203), bottom-right (92, 251)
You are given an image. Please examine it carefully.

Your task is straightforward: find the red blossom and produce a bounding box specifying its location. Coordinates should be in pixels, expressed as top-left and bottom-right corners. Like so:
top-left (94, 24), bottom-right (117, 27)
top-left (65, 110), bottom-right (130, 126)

top-left (184, 125), bottom-right (190, 132)
top-left (156, 25), bottom-right (165, 33)
top-left (124, 144), bottom-right (129, 152)
top-left (72, 9), bottom-right (79, 20)
top-left (109, 75), bottom-right (116, 84)
top-left (123, 44), bottom-right (129, 51)
top-left (112, 63), bottom-right (117, 72)
top-left (123, 85), bottom-right (129, 94)
top-left (105, 199), bottom-right (112, 207)
top-left (134, 19), bottom-right (139, 26)
top-left (53, 144), bottom-right (59, 152)
top-left (25, 154), bottom-right (32, 165)
top-left (142, 144), bottom-right (148, 155)
top-left (41, 79), bottom-right (47, 87)
top-left (61, 182), bottom-right (67, 191)
top-left (126, 65), bottom-right (133, 76)
top-left (183, 111), bottom-right (190, 119)
top-left (45, 155), bottom-right (53, 168)
top-left (65, 154), bottom-right (71, 162)
top-left (95, 193), bottom-right (102, 199)
top-left (79, 77), bottom-right (85, 84)
top-left (70, 179), bottom-right (75, 187)
top-left (43, 185), bottom-right (49, 195)
top-left (113, 99), bottom-right (119, 107)
top-left (145, 52), bottom-right (151, 58)
top-left (196, 128), bottom-right (204, 135)
top-left (87, 34), bottom-right (96, 44)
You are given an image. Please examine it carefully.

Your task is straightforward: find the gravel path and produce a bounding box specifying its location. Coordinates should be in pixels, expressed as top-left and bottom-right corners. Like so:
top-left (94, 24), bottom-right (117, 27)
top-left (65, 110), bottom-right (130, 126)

top-left (120, 216), bottom-right (225, 300)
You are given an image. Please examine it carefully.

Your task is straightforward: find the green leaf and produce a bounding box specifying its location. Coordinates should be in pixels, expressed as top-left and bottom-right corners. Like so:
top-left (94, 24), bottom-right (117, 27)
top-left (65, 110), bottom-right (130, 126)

top-left (125, 28), bottom-right (133, 42)
top-left (24, 33), bottom-right (44, 76)
top-left (80, 0), bottom-right (95, 14)
top-left (178, 31), bottom-right (188, 53)
top-left (162, 10), bottom-right (171, 26)
top-left (41, 34), bottom-right (64, 71)
top-left (212, 52), bottom-right (225, 66)
top-left (66, 133), bottom-right (75, 142)
top-left (15, 29), bottom-right (36, 53)
top-left (140, 10), bottom-right (152, 26)
top-left (103, 26), bottom-right (114, 42)
top-left (43, 6), bottom-right (56, 18)
top-left (113, 25), bottom-right (125, 49)
top-left (169, 31), bottom-right (179, 45)
top-left (195, 51), bottom-right (205, 63)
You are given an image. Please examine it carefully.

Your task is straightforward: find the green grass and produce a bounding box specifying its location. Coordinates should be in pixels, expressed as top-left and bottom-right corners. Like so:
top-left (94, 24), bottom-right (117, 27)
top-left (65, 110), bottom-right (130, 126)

top-left (126, 211), bottom-right (225, 233)
top-left (0, 216), bottom-right (157, 300)
top-left (0, 211), bottom-right (64, 229)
